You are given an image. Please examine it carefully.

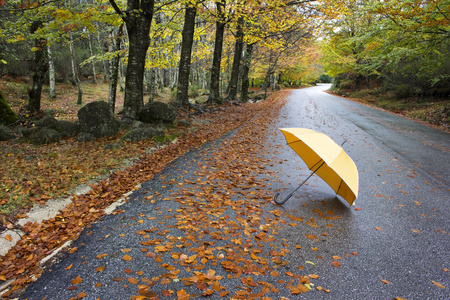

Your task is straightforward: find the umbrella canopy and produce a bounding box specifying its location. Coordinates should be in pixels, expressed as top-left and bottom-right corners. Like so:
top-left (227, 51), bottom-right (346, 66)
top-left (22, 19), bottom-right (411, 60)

top-left (279, 128), bottom-right (359, 205)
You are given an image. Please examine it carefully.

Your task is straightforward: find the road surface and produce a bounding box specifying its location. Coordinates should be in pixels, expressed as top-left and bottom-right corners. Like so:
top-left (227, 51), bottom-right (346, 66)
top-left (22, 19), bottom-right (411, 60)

top-left (21, 85), bottom-right (449, 299)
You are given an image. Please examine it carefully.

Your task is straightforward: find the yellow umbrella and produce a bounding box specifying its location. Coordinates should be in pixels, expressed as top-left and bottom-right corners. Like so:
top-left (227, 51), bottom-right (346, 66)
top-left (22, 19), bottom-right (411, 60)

top-left (274, 128), bottom-right (359, 206)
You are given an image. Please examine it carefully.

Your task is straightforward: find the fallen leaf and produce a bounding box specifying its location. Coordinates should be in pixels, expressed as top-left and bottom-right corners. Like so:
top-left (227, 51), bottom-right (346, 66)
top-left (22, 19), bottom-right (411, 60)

top-left (309, 274), bottom-right (319, 279)
top-left (112, 277), bottom-right (125, 282)
top-left (96, 266), bottom-right (105, 272)
top-left (77, 292), bottom-right (87, 298)
top-left (72, 276), bottom-right (83, 285)
top-left (4, 235), bottom-right (12, 242)
top-left (122, 254), bottom-right (132, 261)
top-left (381, 279), bottom-right (391, 284)
top-left (305, 234), bottom-right (318, 240)
top-left (177, 289), bottom-right (190, 300)
top-left (128, 277), bottom-right (139, 284)
top-left (332, 261), bottom-right (340, 268)
top-left (162, 290), bottom-right (174, 296)
top-left (432, 281), bottom-right (446, 289)
top-left (65, 264), bottom-right (73, 270)
top-left (96, 254), bottom-right (108, 259)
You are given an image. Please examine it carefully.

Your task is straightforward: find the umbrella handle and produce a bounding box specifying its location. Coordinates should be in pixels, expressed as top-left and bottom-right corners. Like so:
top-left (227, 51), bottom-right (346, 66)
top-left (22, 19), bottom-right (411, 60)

top-left (273, 192), bottom-right (292, 205)
top-left (273, 160), bottom-right (327, 205)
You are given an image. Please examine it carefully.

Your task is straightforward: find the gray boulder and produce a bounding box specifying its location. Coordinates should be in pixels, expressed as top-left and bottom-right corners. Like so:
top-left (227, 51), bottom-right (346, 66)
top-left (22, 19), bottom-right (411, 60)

top-left (75, 132), bottom-right (96, 142)
top-left (137, 101), bottom-right (177, 125)
top-left (30, 128), bottom-right (61, 144)
top-left (121, 127), bottom-right (164, 142)
top-left (78, 101), bottom-right (119, 138)
top-left (0, 124), bottom-right (16, 141)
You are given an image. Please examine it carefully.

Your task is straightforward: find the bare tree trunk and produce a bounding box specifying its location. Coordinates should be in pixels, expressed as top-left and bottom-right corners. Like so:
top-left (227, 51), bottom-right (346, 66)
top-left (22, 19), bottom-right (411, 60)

top-left (69, 31), bottom-right (83, 105)
top-left (88, 33), bottom-right (97, 84)
top-left (28, 21), bottom-right (48, 113)
top-left (96, 30), bottom-right (109, 80)
top-left (226, 16), bottom-right (244, 101)
top-left (208, 0), bottom-right (226, 104)
top-left (175, 5), bottom-right (197, 107)
top-left (47, 45), bottom-right (56, 99)
top-left (240, 43), bottom-right (254, 103)
top-left (109, 0), bottom-right (155, 119)
top-left (108, 24), bottom-right (123, 113)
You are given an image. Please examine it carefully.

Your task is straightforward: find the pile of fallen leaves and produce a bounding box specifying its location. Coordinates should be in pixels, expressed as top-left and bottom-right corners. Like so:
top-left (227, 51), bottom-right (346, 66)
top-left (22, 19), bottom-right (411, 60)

top-left (0, 91), bottom-right (288, 298)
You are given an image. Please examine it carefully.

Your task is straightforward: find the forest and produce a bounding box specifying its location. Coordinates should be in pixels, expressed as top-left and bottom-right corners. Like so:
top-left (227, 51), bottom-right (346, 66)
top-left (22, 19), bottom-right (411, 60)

top-left (0, 0), bottom-right (448, 128)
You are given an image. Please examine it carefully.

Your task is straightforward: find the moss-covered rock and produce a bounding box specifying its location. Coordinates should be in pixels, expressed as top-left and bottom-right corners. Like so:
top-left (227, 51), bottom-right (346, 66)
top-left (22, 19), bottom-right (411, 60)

top-left (0, 124), bottom-right (16, 141)
top-left (0, 90), bottom-right (18, 125)
top-left (137, 101), bottom-right (177, 125)
top-left (121, 127), bottom-right (164, 142)
top-left (30, 128), bottom-right (62, 144)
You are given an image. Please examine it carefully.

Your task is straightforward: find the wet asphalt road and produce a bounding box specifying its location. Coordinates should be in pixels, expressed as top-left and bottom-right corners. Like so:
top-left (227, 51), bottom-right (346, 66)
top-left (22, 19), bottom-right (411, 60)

top-left (20, 85), bottom-right (449, 300)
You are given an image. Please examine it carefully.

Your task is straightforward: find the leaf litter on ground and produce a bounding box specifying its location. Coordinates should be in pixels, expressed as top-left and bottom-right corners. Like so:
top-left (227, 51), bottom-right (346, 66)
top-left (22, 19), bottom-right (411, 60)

top-left (1, 90), bottom-right (357, 299)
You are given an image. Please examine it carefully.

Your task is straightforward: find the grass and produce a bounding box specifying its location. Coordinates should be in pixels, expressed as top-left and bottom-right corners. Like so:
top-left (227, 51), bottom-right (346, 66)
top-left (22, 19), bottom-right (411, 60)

top-left (347, 88), bottom-right (449, 131)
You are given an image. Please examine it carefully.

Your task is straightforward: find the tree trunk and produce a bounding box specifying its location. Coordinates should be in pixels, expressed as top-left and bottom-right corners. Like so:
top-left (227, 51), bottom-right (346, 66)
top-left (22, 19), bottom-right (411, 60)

top-left (108, 24), bottom-right (123, 113)
top-left (208, 0), bottom-right (226, 104)
top-left (47, 45), bottom-right (56, 99)
top-left (69, 32), bottom-right (83, 105)
top-left (123, 0), bottom-right (154, 119)
top-left (109, 0), bottom-right (155, 119)
top-left (96, 30), bottom-right (109, 80)
top-left (28, 21), bottom-right (48, 113)
top-left (175, 5), bottom-right (197, 107)
top-left (226, 17), bottom-right (244, 101)
top-left (240, 43), bottom-right (254, 103)
top-left (88, 33), bottom-right (97, 84)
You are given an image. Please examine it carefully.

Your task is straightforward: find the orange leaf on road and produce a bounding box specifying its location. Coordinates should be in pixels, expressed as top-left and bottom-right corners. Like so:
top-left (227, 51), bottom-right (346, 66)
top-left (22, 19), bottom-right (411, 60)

top-left (72, 276), bottom-right (83, 285)
top-left (122, 254), bottom-right (132, 261)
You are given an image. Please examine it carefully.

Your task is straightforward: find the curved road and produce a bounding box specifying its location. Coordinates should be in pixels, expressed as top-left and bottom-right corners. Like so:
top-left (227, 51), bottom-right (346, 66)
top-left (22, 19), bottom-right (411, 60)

top-left (20, 85), bottom-right (449, 300)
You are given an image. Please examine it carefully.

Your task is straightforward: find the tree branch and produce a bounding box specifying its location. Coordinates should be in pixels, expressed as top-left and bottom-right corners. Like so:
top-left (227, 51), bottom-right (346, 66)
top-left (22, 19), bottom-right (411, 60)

top-left (108, 0), bottom-right (124, 17)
